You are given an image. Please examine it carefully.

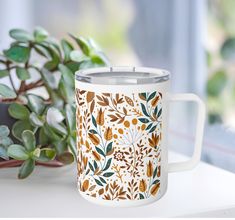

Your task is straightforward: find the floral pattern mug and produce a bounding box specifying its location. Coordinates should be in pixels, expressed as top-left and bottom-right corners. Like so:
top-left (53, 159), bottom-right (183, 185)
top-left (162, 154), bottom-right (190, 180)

top-left (75, 67), bottom-right (205, 207)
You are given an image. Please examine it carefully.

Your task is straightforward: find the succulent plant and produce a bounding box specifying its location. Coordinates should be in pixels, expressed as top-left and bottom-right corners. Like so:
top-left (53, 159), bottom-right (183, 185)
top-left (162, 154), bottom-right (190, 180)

top-left (0, 27), bottom-right (108, 178)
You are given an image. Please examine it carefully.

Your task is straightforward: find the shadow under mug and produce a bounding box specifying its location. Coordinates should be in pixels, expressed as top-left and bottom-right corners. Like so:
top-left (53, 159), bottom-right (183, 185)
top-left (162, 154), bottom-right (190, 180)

top-left (75, 66), bottom-right (205, 207)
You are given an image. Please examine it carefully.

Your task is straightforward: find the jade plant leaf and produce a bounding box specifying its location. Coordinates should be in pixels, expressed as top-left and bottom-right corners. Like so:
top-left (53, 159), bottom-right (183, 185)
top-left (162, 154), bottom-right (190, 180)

top-left (36, 148), bottom-right (56, 162)
top-left (18, 159), bottom-right (35, 179)
top-left (57, 151), bottom-right (74, 164)
top-left (7, 144), bottom-right (29, 160)
top-left (9, 29), bottom-right (32, 42)
top-left (29, 112), bottom-right (44, 127)
top-left (0, 69), bottom-right (9, 78)
top-left (12, 120), bottom-right (33, 141)
top-left (61, 39), bottom-right (73, 62)
top-left (58, 64), bottom-right (74, 88)
top-left (16, 67), bottom-right (30, 80)
top-left (0, 84), bottom-right (17, 98)
top-left (27, 94), bottom-right (46, 115)
top-left (8, 103), bottom-right (30, 120)
top-left (34, 26), bottom-right (49, 42)
top-left (0, 125), bottom-right (10, 137)
top-left (3, 45), bottom-right (30, 63)
top-left (22, 130), bottom-right (36, 152)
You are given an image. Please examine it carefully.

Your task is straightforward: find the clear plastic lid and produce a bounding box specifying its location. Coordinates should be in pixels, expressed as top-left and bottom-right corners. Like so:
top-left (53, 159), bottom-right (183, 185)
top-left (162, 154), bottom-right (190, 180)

top-left (75, 66), bottom-right (170, 85)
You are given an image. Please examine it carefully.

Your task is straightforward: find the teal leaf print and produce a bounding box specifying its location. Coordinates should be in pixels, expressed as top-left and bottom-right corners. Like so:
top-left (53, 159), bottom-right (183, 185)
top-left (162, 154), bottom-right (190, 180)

top-left (138, 118), bottom-right (150, 123)
top-left (139, 193), bottom-right (144, 199)
top-left (153, 166), bottom-right (158, 179)
top-left (94, 178), bottom-right (103, 186)
top-left (95, 146), bottom-right (105, 157)
top-left (89, 129), bottom-right (98, 134)
top-left (89, 162), bottom-right (94, 172)
top-left (149, 125), bottom-right (157, 133)
top-left (103, 172), bottom-right (115, 177)
top-left (103, 158), bottom-right (112, 171)
top-left (99, 176), bottom-right (107, 184)
top-left (157, 108), bottom-right (162, 118)
top-left (147, 91), bottom-right (156, 101)
top-left (106, 142), bottom-right (113, 154)
top-left (91, 115), bottom-right (97, 128)
top-left (146, 123), bottom-right (153, 130)
top-left (93, 160), bottom-right (98, 170)
top-left (140, 103), bottom-right (149, 117)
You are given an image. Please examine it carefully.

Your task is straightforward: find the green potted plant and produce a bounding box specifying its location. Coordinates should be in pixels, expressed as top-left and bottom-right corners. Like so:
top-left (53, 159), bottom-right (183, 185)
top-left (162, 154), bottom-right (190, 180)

top-left (0, 27), bottom-right (108, 179)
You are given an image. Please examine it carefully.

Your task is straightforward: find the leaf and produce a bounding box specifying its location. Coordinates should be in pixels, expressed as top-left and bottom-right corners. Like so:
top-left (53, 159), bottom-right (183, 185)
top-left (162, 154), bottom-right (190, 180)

top-left (70, 50), bottom-right (89, 62)
top-left (41, 68), bottom-right (57, 89)
top-left (139, 193), bottom-right (144, 200)
top-left (58, 77), bottom-right (74, 104)
top-left (89, 162), bottom-right (94, 172)
top-left (39, 127), bottom-right (49, 146)
top-left (89, 129), bottom-right (97, 134)
top-left (22, 130), bottom-right (36, 152)
top-left (0, 136), bottom-right (13, 148)
top-left (91, 115), bottom-right (97, 128)
top-left (221, 38), bottom-right (235, 60)
top-left (157, 109), bottom-right (162, 118)
top-left (34, 26), bottom-right (49, 42)
top-left (207, 70), bottom-right (227, 97)
top-left (81, 179), bottom-right (89, 192)
top-left (99, 177), bottom-right (106, 184)
top-left (36, 148), bottom-right (56, 162)
top-left (0, 84), bottom-right (16, 98)
top-left (16, 67), bottom-right (30, 80)
top-left (18, 159), bottom-right (35, 179)
top-left (9, 29), bottom-right (32, 41)
top-left (147, 161), bottom-right (153, 177)
top-left (103, 158), bottom-right (112, 171)
top-left (86, 91), bottom-right (95, 103)
top-left (139, 93), bottom-right (146, 101)
top-left (138, 118), bottom-right (150, 123)
top-left (103, 172), bottom-right (114, 177)
top-left (61, 39), bottom-right (73, 62)
top-left (0, 69), bottom-right (9, 78)
top-left (70, 35), bottom-right (90, 55)
top-left (149, 125), bottom-right (157, 133)
top-left (29, 112), bottom-right (44, 127)
top-left (106, 142), bottom-right (113, 155)
top-left (93, 160), bottom-right (98, 170)
top-left (95, 146), bottom-right (105, 157)
top-left (124, 96), bottom-right (134, 106)
top-left (154, 106), bottom-right (158, 116)
top-left (57, 152), bottom-right (74, 164)
top-left (140, 103), bottom-right (149, 117)
top-left (146, 123), bottom-right (153, 131)
top-left (0, 146), bottom-right (8, 160)
top-left (152, 179), bottom-right (160, 185)
top-left (7, 144), bottom-right (29, 160)
top-left (4, 45), bottom-right (30, 63)
top-left (8, 103), bottom-right (30, 120)
top-left (90, 51), bottom-right (109, 65)
top-left (0, 125), bottom-right (10, 137)
top-left (27, 94), bottom-right (45, 115)
top-left (147, 92), bottom-right (156, 101)
top-left (65, 104), bottom-right (75, 132)
top-left (94, 178), bottom-right (103, 186)
top-left (12, 120), bottom-right (33, 141)
top-left (58, 64), bottom-right (74, 88)
top-left (150, 183), bottom-right (160, 196)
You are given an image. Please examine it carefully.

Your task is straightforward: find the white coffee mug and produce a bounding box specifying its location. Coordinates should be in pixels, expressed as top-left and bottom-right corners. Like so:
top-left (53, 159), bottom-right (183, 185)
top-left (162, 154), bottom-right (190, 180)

top-left (75, 66), bottom-right (205, 207)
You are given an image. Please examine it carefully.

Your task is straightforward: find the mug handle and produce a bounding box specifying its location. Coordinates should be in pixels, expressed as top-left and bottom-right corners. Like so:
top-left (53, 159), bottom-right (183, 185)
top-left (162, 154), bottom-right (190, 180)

top-left (168, 93), bottom-right (206, 172)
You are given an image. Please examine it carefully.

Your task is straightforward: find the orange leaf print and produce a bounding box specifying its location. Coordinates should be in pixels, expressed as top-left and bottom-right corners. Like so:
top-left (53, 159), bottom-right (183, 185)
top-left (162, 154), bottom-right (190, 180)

top-left (92, 151), bottom-right (101, 161)
top-left (81, 179), bottom-right (89, 192)
top-left (150, 182), bottom-right (160, 196)
top-left (125, 96), bottom-right (134, 106)
top-left (139, 179), bottom-right (147, 192)
top-left (104, 127), bottom-right (112, 141)
top-left (157, 165), bottom-right (161, 177)
top-left (96, 108), bottom-right (105, 126)
top-left (148, 133), bottom-right (160, 148)
top-left (147, 161), bottom-right (153, 177)
top-left (86, 91), bottom-right (95, 103)
top-left (88, 133), bottom-right (100, 145)
top-left (151, 96), bottom-right (160, 107)
top-left (82, 156), bottom-right (88, 169)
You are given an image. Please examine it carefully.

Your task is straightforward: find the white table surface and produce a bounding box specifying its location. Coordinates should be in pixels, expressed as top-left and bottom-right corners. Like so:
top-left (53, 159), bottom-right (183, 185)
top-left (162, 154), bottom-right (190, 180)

top-left (1, 151), bottom-right (235, 218)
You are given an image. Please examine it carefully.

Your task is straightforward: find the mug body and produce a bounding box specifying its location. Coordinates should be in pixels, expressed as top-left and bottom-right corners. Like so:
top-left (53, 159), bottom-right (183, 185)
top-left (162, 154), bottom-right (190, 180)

top-left (75, 67), bottom-right (170, 207)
